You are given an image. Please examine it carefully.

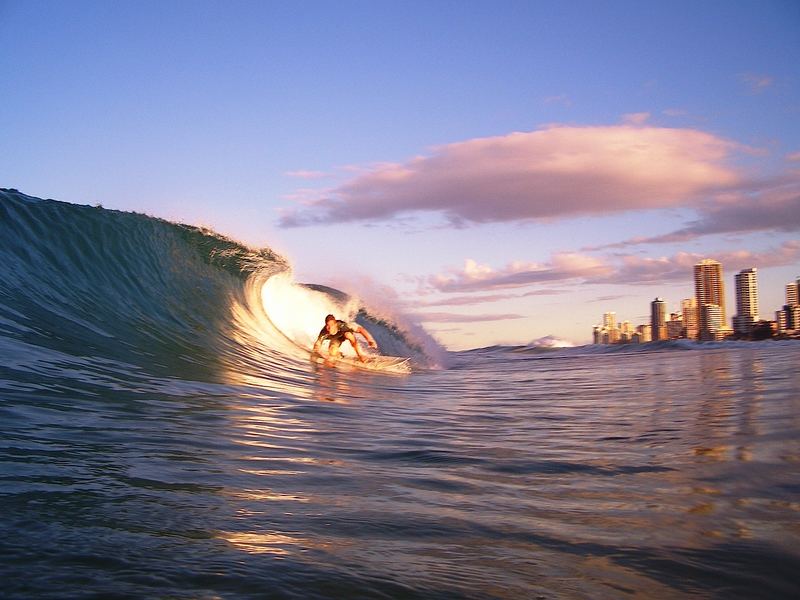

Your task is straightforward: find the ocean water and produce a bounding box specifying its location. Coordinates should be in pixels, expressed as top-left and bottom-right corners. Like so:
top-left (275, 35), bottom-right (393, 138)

top-left (1, 189), bottom-right (799, 599)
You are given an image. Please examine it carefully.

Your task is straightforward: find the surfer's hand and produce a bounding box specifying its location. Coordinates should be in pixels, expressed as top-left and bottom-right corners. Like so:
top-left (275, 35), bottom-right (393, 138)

top-left (368, 340), bottom-right (377, 348)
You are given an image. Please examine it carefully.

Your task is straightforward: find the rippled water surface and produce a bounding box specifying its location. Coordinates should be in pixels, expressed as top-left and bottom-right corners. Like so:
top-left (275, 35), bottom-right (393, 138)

top-left (2, 191), bottom-right (798, 598)
top-left (3, 342), bottom-right (799, 599)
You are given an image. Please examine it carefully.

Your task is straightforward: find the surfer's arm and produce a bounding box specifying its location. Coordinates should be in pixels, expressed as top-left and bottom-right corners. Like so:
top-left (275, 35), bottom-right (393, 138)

top-left (312, 331), bottom-right (325, 355)
top-left (356, 325), bottom-right (377, 349)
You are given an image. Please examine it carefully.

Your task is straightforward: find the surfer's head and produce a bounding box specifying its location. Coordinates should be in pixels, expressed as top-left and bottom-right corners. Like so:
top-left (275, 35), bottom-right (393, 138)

top-left (324, 314), bottom-right (338, 334)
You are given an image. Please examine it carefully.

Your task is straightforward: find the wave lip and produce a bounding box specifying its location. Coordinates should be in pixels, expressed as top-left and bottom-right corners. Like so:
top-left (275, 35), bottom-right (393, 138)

top-left (528, 335), bottom-right (575, 348)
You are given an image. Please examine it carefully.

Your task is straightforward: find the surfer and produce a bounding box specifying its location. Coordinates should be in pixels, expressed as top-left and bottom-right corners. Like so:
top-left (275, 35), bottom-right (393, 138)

top-left (313, 314), bottom-right (378, 363)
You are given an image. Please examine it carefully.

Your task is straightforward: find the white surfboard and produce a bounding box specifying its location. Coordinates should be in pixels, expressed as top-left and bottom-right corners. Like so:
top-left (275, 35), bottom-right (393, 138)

top-left (312, 352), bottom-right (411, 374)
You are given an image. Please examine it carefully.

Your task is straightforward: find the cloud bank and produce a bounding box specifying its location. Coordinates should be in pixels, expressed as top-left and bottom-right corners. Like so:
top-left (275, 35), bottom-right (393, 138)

top-left (285, 170), bottom-right (329, 180)
top-left (425, 242), bottom-right (800, 294)
top-left (411, 312), bottom-right (526, 323)
top-left (279, 123), bottom-right (743, 227)
top-left (429, 254), bottom-right (612, 293)
top-left (585, 178), bottom-right (800, 249)
top-left (609, 241), bottom-right (800, 284)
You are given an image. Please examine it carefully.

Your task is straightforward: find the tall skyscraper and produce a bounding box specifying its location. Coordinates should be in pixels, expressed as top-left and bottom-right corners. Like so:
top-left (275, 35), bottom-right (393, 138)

top-left (681, 297), bottom-right (698, 340)
top-left (651, 297), bottom-right (667, 341)
top-left (701, 304), bottom-right (723, 340)
top-left (779, 276), bottom-right (800, 331)
top-left (666, 312), bottom-right (684, 339)
top-left (733, 268), bottom-right (758, 335)
top-left (787, 279), bottom-right (799, 307)
top-left (694, 259), bottom-right (726, 340)
top-left (777, 305), bottom-right (800, 332)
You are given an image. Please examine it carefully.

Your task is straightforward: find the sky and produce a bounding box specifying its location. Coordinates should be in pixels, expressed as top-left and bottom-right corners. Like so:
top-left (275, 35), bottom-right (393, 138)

top-left (1, 0), bottom-right (799, 349)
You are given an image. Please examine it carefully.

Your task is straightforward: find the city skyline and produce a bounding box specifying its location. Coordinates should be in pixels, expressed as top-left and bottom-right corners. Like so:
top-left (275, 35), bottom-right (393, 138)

top-left (593, 259), bottom-right (800, 344)
top-left (2, 1), bottom-right (799, 348)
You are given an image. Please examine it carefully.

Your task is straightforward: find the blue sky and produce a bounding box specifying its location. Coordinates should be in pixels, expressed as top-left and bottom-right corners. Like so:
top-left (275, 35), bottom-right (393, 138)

top-left (2, 0), bottom-right (798, 348)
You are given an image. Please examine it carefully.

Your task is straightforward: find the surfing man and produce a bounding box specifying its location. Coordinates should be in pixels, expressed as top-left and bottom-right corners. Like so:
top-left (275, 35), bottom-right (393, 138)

top-left (313, 314), bottom-right (378, 363)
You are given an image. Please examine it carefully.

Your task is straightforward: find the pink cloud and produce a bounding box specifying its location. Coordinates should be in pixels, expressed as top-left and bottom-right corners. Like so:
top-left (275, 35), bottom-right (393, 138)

top-left (285, 170), bottom-right (330, 180)
top-left (602, 242), bottom-right (800, 285)
top-left (739, 72), bottom-right (774, 93)
top-left (605, 252), bottom-right (704, 284)
top-left (413, 288), bottom-right (566, 307)
top-left (428, 253), bottom-right (612, 293)
top-left (671, 183), bottom-right (800, 237)
top-left (622, 112), bottom-right (651, 125)
top-left (412, 311), bottom-right (526, 323)
top-left (423, 242), bottom-right (800, 294)
top-left (585, 177), bottom-right (800, 249)
top-left (279, 123), bottom-right (744, 227)
top-left (413, 293), bottom-right (519, 307)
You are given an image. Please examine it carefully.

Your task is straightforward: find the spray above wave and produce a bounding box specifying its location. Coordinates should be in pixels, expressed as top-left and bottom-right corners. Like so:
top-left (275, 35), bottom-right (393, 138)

top-left (0, 189), bottom-right (441, 394)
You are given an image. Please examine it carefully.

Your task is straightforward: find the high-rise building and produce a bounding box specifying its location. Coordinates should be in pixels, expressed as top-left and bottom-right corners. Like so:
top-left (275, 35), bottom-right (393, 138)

top-left (790, 306), bottom-right (800, 331)
top-left (786, 278), bottom-right (799, 307)
top-left (701, 304), bottom-right (723, 341)
top-left (777, 305), bottom-right (800, 332)
top-left (651, 297), bottom-right (667, 341)
top-left (666, 312), bottom-right (683, 339)
top-left (776, 309), bottom-right (788, 332)
top-left (681, 297), bottom-right (698, 340)
top-left (694, 259), bottom-right (726, 340)
top-left (779, 278), bottom-right (800, 332)
top-left (733, 268), bottom-right (758, 335)
top-left (620, 320), bottom-right (634, 343)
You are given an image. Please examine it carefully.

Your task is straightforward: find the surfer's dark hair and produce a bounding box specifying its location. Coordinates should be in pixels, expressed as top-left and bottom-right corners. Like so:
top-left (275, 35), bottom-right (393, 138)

top-left (325, 314), bottom-right (336, 323)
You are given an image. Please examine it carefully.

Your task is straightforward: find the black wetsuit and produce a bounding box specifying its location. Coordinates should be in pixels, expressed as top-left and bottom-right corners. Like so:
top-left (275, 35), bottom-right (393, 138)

top-left (316, 320), bottom-right (356, 346)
